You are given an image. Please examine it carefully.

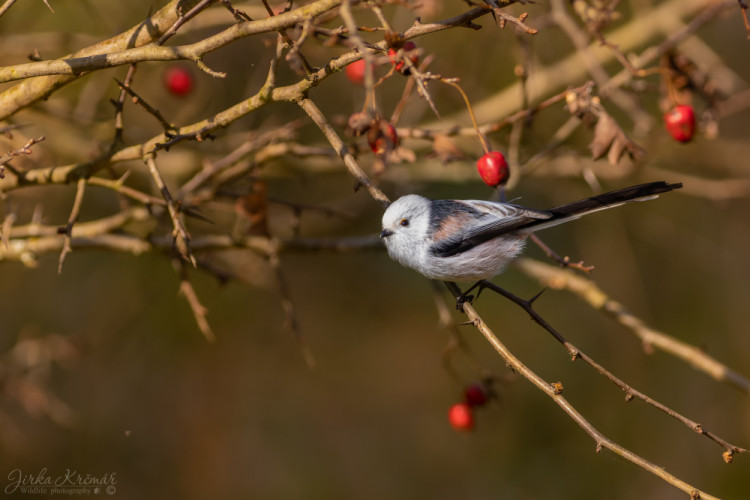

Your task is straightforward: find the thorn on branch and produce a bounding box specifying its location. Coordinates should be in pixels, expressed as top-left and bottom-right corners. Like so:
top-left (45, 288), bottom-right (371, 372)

top-left (27, 49), bottom-right (43, 61)
top-left (527, 288), bottom-right (546, 305)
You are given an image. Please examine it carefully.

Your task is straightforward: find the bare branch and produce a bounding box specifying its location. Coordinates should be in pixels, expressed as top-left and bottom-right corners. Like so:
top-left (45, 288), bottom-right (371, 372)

top-left (515, 257), bottom-right (750, 394)
top-left (144, 155), bottom-right (196, 267)
top-left (446, 282), bottom-right (722, 500)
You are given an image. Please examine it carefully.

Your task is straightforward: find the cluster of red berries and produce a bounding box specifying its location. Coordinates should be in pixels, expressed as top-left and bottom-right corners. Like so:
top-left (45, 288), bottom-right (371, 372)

top-left (347, 111), bottom-right (399, 156)
top-left (388, 41), bottom-right (419, 74)
top-left (448, 382), bottom-right (492, 432)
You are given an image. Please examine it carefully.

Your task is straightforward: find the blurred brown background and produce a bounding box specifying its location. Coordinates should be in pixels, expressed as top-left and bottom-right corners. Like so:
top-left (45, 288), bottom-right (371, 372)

top-left (0, 1), bottom-right (749, 499)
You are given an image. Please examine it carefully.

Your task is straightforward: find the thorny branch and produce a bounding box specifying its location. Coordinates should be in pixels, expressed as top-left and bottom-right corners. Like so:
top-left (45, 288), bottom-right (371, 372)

top-left (448, 281), bottom-right (721, 500)
top-left (460, 280), bottom-right (746, 462)
top-left (514, 257), bottom-right (750, 394)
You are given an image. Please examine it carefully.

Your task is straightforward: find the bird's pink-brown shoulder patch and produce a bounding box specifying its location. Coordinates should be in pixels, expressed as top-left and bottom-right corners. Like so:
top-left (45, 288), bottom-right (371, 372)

top-left (428, 200), bottom-right (483, 243)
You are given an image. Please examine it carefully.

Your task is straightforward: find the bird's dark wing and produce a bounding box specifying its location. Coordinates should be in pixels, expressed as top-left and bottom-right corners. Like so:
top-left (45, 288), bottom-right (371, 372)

top-left (429, 200), bottom-right (551, 258)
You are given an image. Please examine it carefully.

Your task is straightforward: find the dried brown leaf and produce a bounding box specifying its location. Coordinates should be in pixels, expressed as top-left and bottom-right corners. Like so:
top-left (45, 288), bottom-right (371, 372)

top-left (432, 134), bottom-right (464, 164)
top-left (589, 112), bottom-right (619, 160)
top-left (588, 110), bottom-right (645, 165)
top-left (235, 179), bottom-right (269, 236)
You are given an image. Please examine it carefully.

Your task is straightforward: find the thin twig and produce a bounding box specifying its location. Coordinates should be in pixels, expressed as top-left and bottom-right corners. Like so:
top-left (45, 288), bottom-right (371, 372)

top-left (57, 178), bottom-right (87, 274)
top-left (111, 65), bottom-right (137, 148)
top-left (485, 4), bottom-right (538, 34)
top-left (0, 136), bottom-right (46, 176)
top-left (261, 0), bottom-right (315, 75)
top-left (158, 0), bottom-right (217, 46)
top-left (398, 82), bottom-right (594, 141)
top-left (442, 79), bottom-right (488, 154)
top-left (297, 98), bottom-right (391, 207)
top-left (431, 280), bottom-right (483, 385)
top-left (114, 79), bottom-right (176, 132)
top-left (528, 234), bottom-right (595, 273)
top-left (268, 245), bottom-right (316, 368)
top-left (176, 259), bottom-right (216, 341)
top-left (88, 173), bottom-right (167, 207)
top-left (340, 0), bottom-right (377, 112)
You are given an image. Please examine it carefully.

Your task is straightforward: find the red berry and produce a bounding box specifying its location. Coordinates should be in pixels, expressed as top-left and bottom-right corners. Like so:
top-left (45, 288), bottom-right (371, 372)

top-left (388, 41), bottom-right (419, 73)
top-left (164, 66), bottom-right (194, 97)
top-left (664, 105), bottom-right (695, 143)
top-left (368, 121), bottom-right (398, 155)
top-left (448, 403), bottom-right (475, 432)
top-left (463, 383), bottom-right (489, 408)
top-left (476, 151), bottom-right (509, 187)
top-left (345, 59), bottom-right (371, 85)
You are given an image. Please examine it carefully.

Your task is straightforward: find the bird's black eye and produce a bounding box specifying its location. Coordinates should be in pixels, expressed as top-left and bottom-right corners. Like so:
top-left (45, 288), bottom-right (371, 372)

top-left (400, 218), bottom-right (409, 227)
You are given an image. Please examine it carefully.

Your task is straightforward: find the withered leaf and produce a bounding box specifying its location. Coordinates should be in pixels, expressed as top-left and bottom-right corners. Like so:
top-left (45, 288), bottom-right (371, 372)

top-left (235, 179), bottom-right (269, 237)
top-left (588, 110), bottom-right (645, 165)
top-left (432, 134), bottom-right (464, 164)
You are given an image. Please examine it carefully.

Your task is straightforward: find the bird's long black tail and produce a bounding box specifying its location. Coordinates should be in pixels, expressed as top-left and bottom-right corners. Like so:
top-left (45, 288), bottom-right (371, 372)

top-left (517, 181), bottom-right (683, 233)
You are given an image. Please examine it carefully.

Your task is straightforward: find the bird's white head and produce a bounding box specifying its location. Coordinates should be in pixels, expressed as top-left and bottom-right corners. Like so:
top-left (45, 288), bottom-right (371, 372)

top-left (380, 194), bottom-right (432, 269)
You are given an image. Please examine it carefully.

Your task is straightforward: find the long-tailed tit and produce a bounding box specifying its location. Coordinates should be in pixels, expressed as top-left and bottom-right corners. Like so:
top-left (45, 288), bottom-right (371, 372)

top-left (380, 181), bottom-right (682, 282)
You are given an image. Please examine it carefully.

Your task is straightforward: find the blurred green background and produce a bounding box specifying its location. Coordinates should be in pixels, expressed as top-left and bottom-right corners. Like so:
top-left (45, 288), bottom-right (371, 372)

top-left (1, 1), bottom-right (749, 499)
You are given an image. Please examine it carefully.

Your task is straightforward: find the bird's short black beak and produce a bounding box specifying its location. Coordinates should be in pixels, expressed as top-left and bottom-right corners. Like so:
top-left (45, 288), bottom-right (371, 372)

top-left (380, 229), bottom-right (393, 239)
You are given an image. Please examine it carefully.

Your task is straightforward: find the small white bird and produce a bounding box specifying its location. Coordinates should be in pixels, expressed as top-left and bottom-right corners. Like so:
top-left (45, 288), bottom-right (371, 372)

top-left (380, 181), bottom-right (682, 282)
